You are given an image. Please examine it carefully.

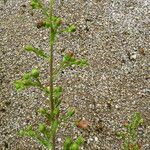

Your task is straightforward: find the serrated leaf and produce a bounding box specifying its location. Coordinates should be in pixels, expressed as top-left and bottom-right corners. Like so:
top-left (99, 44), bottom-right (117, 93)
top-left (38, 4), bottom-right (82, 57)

top-left (64, 25), bottom-right (76, 33)
top-left (62, 53), bottom-right (88, 68)
top-left (24, 45), bottom-right (49, 59)
top-left (74, 59), bottom-right (89, 67)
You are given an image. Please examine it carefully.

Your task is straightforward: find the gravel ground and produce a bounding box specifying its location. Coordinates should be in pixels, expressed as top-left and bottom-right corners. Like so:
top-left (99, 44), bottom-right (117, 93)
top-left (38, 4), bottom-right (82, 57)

top-left (0, 0), bottom-right (150, 150)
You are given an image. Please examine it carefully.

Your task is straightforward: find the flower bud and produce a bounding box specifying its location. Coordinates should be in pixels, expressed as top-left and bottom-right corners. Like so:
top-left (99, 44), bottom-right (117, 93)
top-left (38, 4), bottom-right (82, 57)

top-left (31, 68), bottom-right (39, 78)
top-left (23, 73), bottom-right (30, 80)
top-left (70, 143), bottom-right (79, 150)
top-left (38, 124), bottom-right (46, 132)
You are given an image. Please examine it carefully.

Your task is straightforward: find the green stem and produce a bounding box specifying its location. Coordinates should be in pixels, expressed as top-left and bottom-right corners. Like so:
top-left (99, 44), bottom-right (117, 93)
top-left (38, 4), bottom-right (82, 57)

top-left (49, 0), bottom-right (55, 150)
top-left (49, 33), bottom-right (54, 112)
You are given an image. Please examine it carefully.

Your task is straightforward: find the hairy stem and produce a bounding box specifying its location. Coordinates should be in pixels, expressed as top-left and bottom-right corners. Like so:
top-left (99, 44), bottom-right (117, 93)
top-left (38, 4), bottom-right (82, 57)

top-left (49, 0), bottom-right (55, 150)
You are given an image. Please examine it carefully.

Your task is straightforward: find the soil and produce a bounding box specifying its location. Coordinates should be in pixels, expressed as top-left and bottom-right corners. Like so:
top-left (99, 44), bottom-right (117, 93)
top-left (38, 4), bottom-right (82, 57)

top-left (0, 0), bottom-right (150, 150)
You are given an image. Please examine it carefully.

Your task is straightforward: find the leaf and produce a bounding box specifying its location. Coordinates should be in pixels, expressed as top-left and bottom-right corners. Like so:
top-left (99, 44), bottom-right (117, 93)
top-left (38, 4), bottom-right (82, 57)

top-left (31, 0), bottom-right (42, 9)
top-left (39, 140), bottom-right (52, 149)
top-left (53, 108), bottom-right (60, 117)
top-left (24, 45), bottom-right (48, 59)
top-left (62, 53), bottom-right (88, 68)
top-left (76, 119), bottom-right (90, 130)
top-left (75, 136), bottom-right (84, 146)
top-left (19, 126), bottom-right (36, 138)
top-left (15, 80), bottom-right (25, 91)
top-left (64, 25), bottom-right (76, 33)
top-left (66, 108), bottom-right (75, 118)
top-left (51, 120), bottom-right (59, 136)
top-left (63, 53), bottom-right (75, 63)
top-left (21, 125), bottom-right (37, 137)
top-left (74, 59), bottom-right (89, 67)
top-left (38, 108), bottom-right (53, 121)
top-left (116, 132), bottom-right (126, 139)
top-left (63, 137), bottom-right (73, 150)
top-left (53, 86), bottom-right (63, 107)
top-left (53, 86), bottom-right (63, 99)
top-left (131, 113), bottom-right (143, 129)
top-left (129, 113), bottom-right (144, 142)
top-left (19, 130), bottom-right (26, 136)
top-left (54, 17), bottom-right (62, 28)
top-left (42, 16), bottom-right (62, 29)
top-left (52, 17), bottom-right (62, 29)
top-left (22, 80), bottom-right (33, 86)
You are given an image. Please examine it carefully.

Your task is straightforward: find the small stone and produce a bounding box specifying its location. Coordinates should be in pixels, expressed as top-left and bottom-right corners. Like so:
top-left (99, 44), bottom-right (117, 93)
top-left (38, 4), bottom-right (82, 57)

top-left (94, 137), bottom-right (98, 142)
top-left (132, 101), bottom-right (136, 105)
top-left (43, 36), bottom-right (47, 40)
top-left (89, 104), bottom-right (95, 109)
top-left (57, 138), bottom-right (61, 142)
top-left (130, 53), bottom-right (137, 60)
top-left (115, 104), bottom-right (119, 109)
